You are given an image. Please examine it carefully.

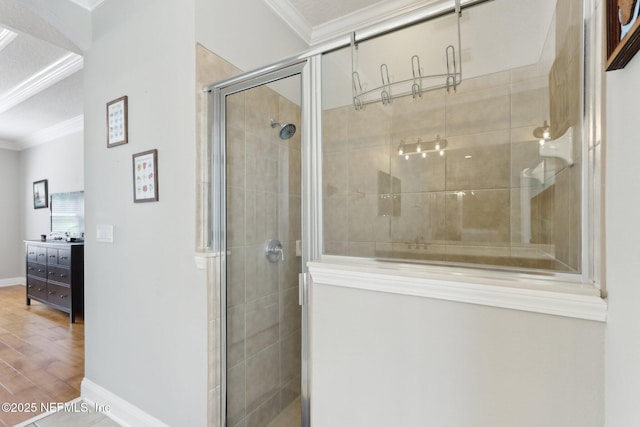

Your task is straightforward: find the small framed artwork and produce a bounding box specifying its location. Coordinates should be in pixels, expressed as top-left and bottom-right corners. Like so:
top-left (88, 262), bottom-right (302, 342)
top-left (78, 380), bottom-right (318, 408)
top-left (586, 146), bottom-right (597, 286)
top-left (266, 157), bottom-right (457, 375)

top-left (132, 149), bottom-right (158, 203)
top-left (33, 179), bottom-right (48, 209)
top-left (107, 95), bottom-right (128, 147)
top-left (606, 0), bottom-right (640, 70)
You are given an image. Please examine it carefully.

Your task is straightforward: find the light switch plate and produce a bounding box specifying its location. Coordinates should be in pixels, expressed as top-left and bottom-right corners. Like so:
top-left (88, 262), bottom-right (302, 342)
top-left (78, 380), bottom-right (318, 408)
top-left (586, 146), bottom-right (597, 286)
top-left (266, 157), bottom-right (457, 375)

top-left (96, 224), bottom-right (114, 243)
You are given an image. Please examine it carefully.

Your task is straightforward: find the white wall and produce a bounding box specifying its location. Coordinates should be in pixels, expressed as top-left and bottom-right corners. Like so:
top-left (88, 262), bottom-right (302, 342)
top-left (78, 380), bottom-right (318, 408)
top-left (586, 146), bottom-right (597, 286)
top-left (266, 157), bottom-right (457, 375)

top-left (195, 0), bottom-right (307, 74)
top-left (0, 148), bottom-right (21, 282)
top-left (311, 283), bottom-right (604, 427)
top-left (20, 132), bottom-right (84, 242)
top-left (84, 1), bottom-right (205, 426)
top-left (83, 0), bottom-right (306, 425)
top-left (604, 43), bottom-right (640, 426)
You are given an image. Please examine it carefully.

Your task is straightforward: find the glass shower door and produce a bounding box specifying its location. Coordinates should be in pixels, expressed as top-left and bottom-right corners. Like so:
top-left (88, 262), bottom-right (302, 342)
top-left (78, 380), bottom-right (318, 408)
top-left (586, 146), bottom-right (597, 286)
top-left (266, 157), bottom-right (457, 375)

top-left (223, 74), bottom-right (304, 427)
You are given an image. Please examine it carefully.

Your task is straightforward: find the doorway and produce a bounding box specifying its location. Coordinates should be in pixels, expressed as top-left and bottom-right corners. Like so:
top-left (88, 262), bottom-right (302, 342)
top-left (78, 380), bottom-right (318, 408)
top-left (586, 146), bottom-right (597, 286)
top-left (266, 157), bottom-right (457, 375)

top-left (211, 61), bottom-right (310, 427)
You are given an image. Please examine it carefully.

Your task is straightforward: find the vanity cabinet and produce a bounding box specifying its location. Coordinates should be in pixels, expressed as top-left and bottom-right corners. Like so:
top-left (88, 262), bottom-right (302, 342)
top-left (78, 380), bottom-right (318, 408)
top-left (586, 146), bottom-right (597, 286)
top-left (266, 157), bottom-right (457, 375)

top-left (25, 241), bottom-right (84, 323)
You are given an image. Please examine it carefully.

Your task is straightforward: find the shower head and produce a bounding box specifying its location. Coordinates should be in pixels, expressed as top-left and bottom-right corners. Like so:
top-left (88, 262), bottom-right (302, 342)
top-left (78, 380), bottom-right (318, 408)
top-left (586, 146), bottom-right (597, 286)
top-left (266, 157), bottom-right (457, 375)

top-left (271, 119), bottom-right (297, 140)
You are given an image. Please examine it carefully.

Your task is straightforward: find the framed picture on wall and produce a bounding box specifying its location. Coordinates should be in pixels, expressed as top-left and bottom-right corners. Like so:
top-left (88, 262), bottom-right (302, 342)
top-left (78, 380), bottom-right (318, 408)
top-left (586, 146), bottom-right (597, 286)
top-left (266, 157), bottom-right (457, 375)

top-left (33, 179), bottom-right (48, 209)
top-left (606, 0), bottom-right (640, 70)
top-left (132, 149), bottom-right (158, 203)
top-left (106, 95), bottom-right (128, 147)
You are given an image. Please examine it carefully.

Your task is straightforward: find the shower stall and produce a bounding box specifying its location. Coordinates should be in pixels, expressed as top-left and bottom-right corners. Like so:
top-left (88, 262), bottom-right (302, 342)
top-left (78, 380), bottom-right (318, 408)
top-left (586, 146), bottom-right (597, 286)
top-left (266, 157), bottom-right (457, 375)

top-left (207, 0), bottom-right (597, 425)
top-left (210, 61), bottom-right (312, 427)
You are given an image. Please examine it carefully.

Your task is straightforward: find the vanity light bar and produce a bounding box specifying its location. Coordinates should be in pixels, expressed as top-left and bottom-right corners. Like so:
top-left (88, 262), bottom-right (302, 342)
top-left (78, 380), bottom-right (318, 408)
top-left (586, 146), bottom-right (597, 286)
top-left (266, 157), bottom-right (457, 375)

top-left (397, 136), bottom-right (448, 159)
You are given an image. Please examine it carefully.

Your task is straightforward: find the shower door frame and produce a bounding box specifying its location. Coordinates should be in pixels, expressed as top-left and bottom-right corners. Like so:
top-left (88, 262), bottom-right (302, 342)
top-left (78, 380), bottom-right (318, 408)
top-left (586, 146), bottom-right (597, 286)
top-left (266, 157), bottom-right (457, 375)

top-left (210, 55), bottom-right (320, 427)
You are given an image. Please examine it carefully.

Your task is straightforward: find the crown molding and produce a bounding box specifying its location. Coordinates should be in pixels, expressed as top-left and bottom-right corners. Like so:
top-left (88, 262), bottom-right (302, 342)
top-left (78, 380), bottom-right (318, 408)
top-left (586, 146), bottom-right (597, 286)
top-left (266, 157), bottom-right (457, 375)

top-left (0, 53), bottom-right (83, 115)
top-left (0, 29), bottom-right (18, 53)
top-left (263, 0), bottom-right (313, 44)
top-left (66, 0), bottom-right (106, 11)
top-left (19, 114), bottom-right (84, 150)
top-left (310, 0), bottom-right (437, 45)
top-left (0, 139), bottom-right (20, 151)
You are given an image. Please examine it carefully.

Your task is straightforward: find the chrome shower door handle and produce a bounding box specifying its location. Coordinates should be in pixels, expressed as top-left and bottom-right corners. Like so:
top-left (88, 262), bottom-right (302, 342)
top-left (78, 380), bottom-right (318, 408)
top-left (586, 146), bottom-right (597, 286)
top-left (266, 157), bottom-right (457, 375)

top-left (265, 239), bottom-right (284, 263)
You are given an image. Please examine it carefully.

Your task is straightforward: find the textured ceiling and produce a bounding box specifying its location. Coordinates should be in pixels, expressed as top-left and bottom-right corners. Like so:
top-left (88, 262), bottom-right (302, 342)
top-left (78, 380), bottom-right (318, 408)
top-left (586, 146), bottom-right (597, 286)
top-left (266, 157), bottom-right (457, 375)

top-left (0, 23), bottom-right (83, 149)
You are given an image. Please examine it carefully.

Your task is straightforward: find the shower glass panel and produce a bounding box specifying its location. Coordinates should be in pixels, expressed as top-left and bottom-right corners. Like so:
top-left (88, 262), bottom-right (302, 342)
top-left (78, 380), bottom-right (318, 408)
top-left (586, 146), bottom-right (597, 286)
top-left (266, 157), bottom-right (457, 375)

top-left (225, 75), bottom-right (303, 427)
top-left (322, 0), bottom-right (583, 273)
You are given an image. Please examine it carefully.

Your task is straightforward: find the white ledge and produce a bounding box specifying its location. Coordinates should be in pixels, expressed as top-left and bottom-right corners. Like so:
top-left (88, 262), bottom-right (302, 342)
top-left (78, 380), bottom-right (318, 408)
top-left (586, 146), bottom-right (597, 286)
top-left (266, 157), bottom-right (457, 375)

top-left (308, 260), bottom-right (607, 322)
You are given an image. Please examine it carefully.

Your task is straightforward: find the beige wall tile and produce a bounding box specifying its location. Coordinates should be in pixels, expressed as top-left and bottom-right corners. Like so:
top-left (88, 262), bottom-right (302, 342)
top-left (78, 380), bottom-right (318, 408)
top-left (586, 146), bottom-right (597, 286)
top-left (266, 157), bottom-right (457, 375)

top-left (390, 192), bottom-right (430, 243)
top-left (348, 145), bottom-right (390, 194)
top-left (246, 294), bottom-right (279, 357)
top-left (227, 127), bottom-right (246, 188)
top-left (323, 195), bottom-right (347, 243)
top-left (511, 77), bottom-right (547, 129)
top-left (446, 85), bottom-right (510, 137)
top-left (445, 143), bottom-right (510, 191)
top-left (280, 329), bottom-right (301, 387)
top-left (445, 190), bottom-right (511, 243)
top-left (323, 151), bottom-right (348, 196)
top-left (226, 186), bottom-right (245, 247)
top-left (227, 247), bottom-right (246, 308)
top-left (226, 362), bottom-right (246, 427)
top-left (389, 149), bottom-right (446, 193)
top-left (245, 344), bottom-right (280, 415)
top-left (280, 287), bottom-right (301, 338)
top-left (246, 86), bottom-right (278, 141)
top-left (348, 195), bottom-right (391, 243)
top-left (322, 107), bottom-right (349, 153)
top-left (347, 102), bottom-right (392, 148)
top-left (226, 92), bottom-right (246, 131)
top-left (391, 91), bottom-right (445, 145)
top-left (245, 244), bottom-right (278, 303)
top-left (227, 304), bottom-right (245, 369)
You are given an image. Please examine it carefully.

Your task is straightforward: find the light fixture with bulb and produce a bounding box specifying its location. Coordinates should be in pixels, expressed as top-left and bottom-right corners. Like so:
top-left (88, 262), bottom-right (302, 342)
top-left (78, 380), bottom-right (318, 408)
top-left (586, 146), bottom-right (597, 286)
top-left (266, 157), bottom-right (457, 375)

top-left (533, 120), bottom-right (551, 145)
top-left (397, 135), bottom-right (448, 160)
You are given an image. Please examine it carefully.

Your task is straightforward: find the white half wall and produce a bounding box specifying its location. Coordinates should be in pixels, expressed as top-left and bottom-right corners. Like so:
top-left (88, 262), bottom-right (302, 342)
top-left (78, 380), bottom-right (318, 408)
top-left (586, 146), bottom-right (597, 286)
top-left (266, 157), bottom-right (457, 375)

top-left (605, 36), bottom-right (640, 426)
top-left (310, 282), bottom-right (604, 427)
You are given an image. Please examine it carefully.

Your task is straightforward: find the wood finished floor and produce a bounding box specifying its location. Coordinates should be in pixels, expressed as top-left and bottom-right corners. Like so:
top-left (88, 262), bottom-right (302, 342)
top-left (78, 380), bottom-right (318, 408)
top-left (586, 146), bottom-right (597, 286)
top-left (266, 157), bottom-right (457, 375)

top-left (0, 285), bottom-right (83, 427)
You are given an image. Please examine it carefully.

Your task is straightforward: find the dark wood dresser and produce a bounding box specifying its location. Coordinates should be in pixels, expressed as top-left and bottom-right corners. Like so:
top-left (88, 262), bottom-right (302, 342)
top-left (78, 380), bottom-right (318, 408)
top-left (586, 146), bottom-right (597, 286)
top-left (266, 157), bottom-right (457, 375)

top-left (25, 240), bottom-right (84, 323)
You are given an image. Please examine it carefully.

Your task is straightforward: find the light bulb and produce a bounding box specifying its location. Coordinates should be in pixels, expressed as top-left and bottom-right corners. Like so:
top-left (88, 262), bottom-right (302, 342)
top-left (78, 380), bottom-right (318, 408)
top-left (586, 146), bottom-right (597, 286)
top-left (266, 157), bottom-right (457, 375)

top-left (405, 154), bottom-right (410, 160)
top-left (542, 129), bottom-right (550, 139)
top-left (398, 148), bottom-right (404, 155)
top-left (422, 152), bottom-right (427, 158)
top-left (416, 145), bottom-right (422, 153)
top-left (439, 150), bottom-right (445, 156)
top-left (539, 139), bottom-right (545, 146)
top-left (435, 143), bottom-right (440, 150)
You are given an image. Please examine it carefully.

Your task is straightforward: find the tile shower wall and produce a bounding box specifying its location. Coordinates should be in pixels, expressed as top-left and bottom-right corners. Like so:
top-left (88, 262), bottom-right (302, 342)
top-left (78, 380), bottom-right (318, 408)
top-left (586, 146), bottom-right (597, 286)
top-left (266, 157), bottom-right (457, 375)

top-left (323, 60), bottom-right (581, 272)
top-left (226, 84), bottom-right (302, 427)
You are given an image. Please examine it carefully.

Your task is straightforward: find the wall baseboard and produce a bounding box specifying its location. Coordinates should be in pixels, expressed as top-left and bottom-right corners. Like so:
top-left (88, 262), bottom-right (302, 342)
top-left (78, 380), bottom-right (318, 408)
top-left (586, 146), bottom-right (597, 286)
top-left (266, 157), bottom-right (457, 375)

top-left (81, 378), bottom-right (170, 427)
top-left (0, 277), bottom-right (24, 287)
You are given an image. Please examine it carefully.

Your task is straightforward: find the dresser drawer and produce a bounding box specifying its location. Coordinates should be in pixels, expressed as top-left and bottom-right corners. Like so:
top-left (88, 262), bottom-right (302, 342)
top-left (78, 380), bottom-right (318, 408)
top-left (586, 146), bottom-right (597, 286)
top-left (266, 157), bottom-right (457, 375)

top-left (36, 247), bottom-right (47, 264)
top-left (58, 249), bottom-right (71, 266)
top-left (26, 246), bottom-right (38, 262)
top-left (27, 277), bottom-right (48, 301)
top-left (27, 262), bottom-right (47, 279)
top-left (46, 283), bottom-right (71, 310)
top-left (47, 265), bottom-right (71, 285)
top-left (47, 248), bottom-right (58, 265)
